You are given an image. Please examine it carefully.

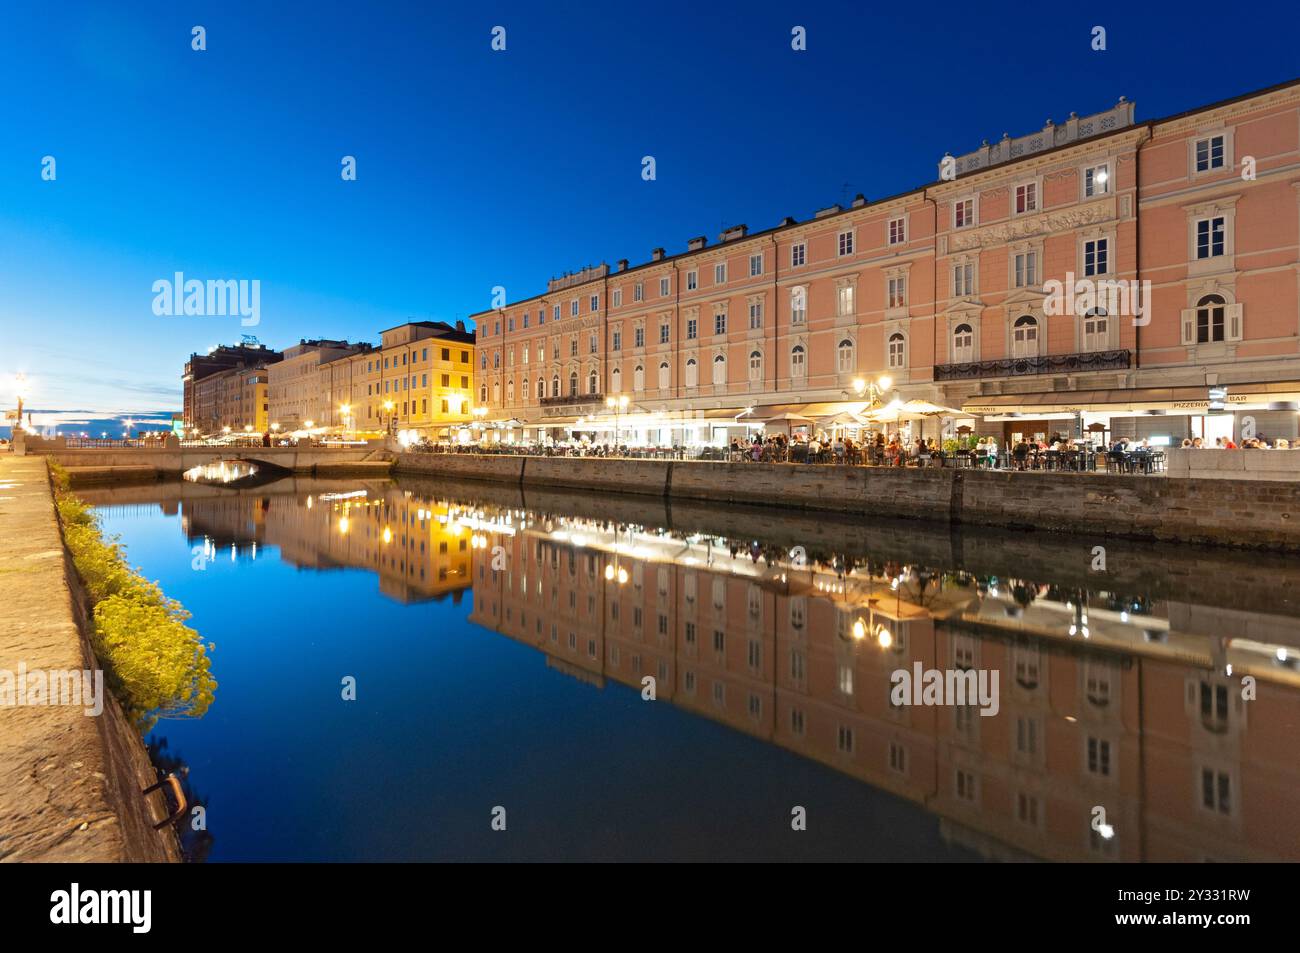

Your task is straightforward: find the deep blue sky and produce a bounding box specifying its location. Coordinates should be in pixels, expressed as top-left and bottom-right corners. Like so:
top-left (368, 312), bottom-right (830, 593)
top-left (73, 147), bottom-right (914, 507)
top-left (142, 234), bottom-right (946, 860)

top-left (1, 0), bottom-right (1296, 429)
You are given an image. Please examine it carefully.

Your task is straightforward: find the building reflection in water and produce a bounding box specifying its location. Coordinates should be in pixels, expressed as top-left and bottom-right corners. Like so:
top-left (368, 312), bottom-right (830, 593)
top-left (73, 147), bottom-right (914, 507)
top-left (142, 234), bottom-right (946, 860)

top-left (85, 476), bottom-right (1300, 862)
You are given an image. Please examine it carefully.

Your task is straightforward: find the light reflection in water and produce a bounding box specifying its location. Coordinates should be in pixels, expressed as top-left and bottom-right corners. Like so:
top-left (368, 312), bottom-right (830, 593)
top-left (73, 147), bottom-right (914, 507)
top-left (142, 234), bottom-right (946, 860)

top-left (84, 475), bottom-right (1300, 862)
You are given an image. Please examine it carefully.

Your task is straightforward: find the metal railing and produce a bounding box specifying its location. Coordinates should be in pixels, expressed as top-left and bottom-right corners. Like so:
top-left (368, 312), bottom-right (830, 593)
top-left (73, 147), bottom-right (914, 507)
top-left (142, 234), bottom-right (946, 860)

top-left (934, 349), bottom-right (1131, 381)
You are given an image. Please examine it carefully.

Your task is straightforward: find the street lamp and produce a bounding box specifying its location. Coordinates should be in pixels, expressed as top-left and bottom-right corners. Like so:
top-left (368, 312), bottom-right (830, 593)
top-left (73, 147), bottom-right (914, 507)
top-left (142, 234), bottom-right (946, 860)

top-left (382, 400), bottom-right (395, 435)
top-left (605, 393), bottom-right (630, 452)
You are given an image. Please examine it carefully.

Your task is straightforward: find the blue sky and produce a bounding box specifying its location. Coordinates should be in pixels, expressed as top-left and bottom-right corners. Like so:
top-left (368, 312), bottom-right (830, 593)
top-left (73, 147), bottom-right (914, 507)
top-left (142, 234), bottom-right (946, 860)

top-left (1, 0), bottom-right (1295, 430)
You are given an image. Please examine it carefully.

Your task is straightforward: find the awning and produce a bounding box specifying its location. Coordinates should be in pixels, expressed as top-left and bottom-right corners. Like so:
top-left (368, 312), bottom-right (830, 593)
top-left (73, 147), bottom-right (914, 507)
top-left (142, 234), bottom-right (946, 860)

top-left (962, 380), bottom-right (1300, 416)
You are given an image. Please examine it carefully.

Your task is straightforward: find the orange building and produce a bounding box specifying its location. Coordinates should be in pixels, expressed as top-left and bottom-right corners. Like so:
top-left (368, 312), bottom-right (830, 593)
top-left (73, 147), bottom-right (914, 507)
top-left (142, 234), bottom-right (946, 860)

top-left (472, 78), bottom-right (1300, 449)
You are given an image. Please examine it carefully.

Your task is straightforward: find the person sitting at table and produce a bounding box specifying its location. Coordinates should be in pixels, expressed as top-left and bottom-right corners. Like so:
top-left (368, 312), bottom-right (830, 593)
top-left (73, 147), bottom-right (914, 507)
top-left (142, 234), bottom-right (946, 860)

top-left (1012, 439), bottom-right (1030, 470)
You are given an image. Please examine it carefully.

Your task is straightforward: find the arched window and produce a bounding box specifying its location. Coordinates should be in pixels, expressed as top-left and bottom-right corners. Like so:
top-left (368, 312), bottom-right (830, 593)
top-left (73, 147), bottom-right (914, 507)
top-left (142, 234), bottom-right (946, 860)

top-left (836, 338), bottom-right (855, 374)
top-left (589, 371), bottom-right (598, 394)
top-left (611, 367), bottom-right (621, 392)
top-left (568, 372), bottom-right (578, 396)
top-left (887, 333), bottom-right (906, 369)
top-left (1196, 295), bottom-right (1226, 344)
top-left (551, 375), bottom-right (559, 398)
top-left (657, 361), bottom-right (670, 390)
top-left (1083, 308), bottom-right (1108, 352)
top-left (952, 324), bottom-right (974, 363)
top-left (1012, 315), bottom-right (1038, 359)
top-left (480, 384), bottom-right (487, 403)
top-left (790, 286), bottom-right (807, 325)
top-left (493, 352), bottom-right (500, 369)
top-left (748, 350), bottom-right (762, 383)
top-left (712, 354), bottom-right (727, 386)
top-left (634, 364), bottom-right (645, 391)
top-left (522, 379), bottom-right (530, 400)
top-left (790, 344), bottom-right (806, 377)
top-left (685, 358), bottom-right (698, 388)
top-left (492, 381), bottom-right (500, 403)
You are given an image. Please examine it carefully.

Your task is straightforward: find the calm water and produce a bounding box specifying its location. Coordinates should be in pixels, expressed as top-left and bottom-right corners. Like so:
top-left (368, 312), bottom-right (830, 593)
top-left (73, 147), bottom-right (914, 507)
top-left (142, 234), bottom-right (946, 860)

top-left (83, 475), bottom-right (1300, 862)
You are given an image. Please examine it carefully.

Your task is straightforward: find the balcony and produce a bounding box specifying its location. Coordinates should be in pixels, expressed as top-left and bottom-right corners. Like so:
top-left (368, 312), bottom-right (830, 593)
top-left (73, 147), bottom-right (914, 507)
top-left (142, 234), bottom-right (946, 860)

top-left (539, 392), bottom-right (604, 408)
top-left (934, 349), bottom-right (1130, 382)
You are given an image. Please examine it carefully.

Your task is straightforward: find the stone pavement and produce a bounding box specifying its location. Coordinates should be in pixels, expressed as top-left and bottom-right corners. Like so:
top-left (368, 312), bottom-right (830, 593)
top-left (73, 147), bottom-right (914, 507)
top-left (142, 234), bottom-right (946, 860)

top-left (0, 454), bottom-right (177, 861)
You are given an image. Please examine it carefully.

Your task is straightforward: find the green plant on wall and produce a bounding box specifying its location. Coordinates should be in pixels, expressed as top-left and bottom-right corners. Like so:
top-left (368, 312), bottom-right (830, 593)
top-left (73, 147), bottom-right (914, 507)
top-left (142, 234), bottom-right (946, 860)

top-left (49, 459), bottom-right (216, 730)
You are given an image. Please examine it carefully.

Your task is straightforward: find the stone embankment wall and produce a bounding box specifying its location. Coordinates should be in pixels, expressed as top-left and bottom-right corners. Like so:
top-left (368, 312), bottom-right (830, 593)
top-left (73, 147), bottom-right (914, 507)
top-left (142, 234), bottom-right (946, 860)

top-left (394, 453), bottom-right (1300, 551)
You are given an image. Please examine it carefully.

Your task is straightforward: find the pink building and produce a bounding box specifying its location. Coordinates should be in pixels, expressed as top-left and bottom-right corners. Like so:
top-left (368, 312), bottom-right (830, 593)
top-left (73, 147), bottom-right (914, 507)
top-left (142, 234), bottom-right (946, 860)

top-left (472, 78), bottom-right (1300, 449)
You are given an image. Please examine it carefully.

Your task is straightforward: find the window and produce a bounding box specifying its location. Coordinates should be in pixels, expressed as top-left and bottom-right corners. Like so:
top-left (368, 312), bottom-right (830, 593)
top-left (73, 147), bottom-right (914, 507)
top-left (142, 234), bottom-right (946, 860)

top-left (657, 361), bottom-right (669, 389)
top-left (634, 327), bottom-right (644, 348)
top-left (712, 354), bottom-right (726, 386)
top-left (749, 253), bottom-right (763, 277)
top-left (790, 243), bottom-right (806, 267)
top-left (836, 338), bottom-right (854, 373)
top-left (634, 364), bottom-right (645, 391)
top-left (955, 769), bottom-right (977, 801)
top-left (1083, 308), bottom-right (1109, 352)
top-left (589, 371), bottom-right (598, 394)
top-left (1202, 769), bottom-right (1231, 814)
top-left (1086, 737), bottom-right (1111, 777)
top-left (610, 368), bottom-right (620, 393)
top-left (954, 198), bottom-right (974, 228)
top-left (1014, 250), bottom-right (1037, 287)
top-left (1012, 315), bottom-right (1039, 358)
top-left (659, 276), bottom-right (670, 297)
top-left (1084, 163), bottom-right (1110, 197)
top-left (634, 282), bottom-right (643, 302)
top-left (1015, 182), bottom-right (1037, 214)
top-left (889, 742), bottom-right (907, 774)
top-left (685, 358), bottom-right (698, 388)
top-left (551, 375), bottom-right (559, 397)
top-left (790, 344), bottom-right (806, 377)
top-left (952, 323), bottom-right (974, 363)
top-left (568, 372), bottom-right (578, 396)
top-left (612, 329), bottom-right (622, 351)
top-left (887, 332), bottom-right (906, 369)
top-left (686, 270), bottom-right (697, 291)
top-left (836, 283), bottom-right (855, 317)
top-left (748, 301), bottom-right (762, 329)
top-left (590, 294), bottom-right (598, 312)
top-left (888, 216), bottom-right (906, 245)
top-left (790, 286), bottom-right (807, 325)
top-left (505, 380), bottom-right (514, 401)
top-left (589, 332), bottom-right (598, 354)
top-left (1196, 295), bottom-right (1226, 343)
top-left (887, 276), bottom-right (906, 309)
top-left (1196, 217), bottom-right (1225, 259)
top-left (552, 304), bottom-right (560, 321)
top-left (569, 338), bottom-right (578, 357)
top-left (952, 262), bottom-right (973, 296)
top-left (612, 288), bottom-right (623, 307)
top-left (659, 323), bottom-right (670, 344)
top-left (570, 299), bottom-right (579, 317)
top-left (714, 262), bottom-right (727, 285)
top-left (1200, 681), bottom-right (1230, 733)
top-left (1084, 238), bottom-right (1109, 277)
top-left (748, 350), bottom-right (762, 382)
top-left (1195, 134), bottom-right (1226, 172)
top-left (686, 317), bottom-right (698, 339)
top-left (837, 725), bottom-right (854, 754)
top-left (837, 229), bottom-right (854, 256)
top-left (714, 311), bottom-right (727, 335)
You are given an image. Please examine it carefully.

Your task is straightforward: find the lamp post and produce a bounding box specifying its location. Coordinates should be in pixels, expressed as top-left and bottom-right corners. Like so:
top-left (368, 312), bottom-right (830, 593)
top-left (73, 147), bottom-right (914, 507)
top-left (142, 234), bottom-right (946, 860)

top-left (605, 393), bottom-right (629, 453)
top-left (340, 403), bottom-right (352, 437)
top-left (382, 400), bottom-right (395, 436)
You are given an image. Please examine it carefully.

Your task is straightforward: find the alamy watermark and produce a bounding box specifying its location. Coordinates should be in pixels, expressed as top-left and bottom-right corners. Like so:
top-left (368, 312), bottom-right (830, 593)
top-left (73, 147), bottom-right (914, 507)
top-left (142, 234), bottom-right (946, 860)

top-left (152, 272), bottom-right (260, 326)
top-left (890, 662), bottom-right (1000, 717)
top-left (1044, 271), bottom-right (1150, 326)
top-left (0, 663), bottom-right (104, 716)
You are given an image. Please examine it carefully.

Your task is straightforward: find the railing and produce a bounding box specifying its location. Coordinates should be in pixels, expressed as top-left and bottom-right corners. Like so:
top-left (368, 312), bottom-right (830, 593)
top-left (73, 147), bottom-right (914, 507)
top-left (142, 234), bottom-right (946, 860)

top-left (538, 393), bottom-right (604, 408)
top-left (63, 437), bottom-right (161, 448)
top-left (934, 349), bottom-right (1131, 381)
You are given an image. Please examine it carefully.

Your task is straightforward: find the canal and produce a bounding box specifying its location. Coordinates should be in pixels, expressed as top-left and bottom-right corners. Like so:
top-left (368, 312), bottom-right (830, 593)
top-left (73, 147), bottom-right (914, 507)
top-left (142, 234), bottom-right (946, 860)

top-left (79, 474), bottom-right (1300, 862)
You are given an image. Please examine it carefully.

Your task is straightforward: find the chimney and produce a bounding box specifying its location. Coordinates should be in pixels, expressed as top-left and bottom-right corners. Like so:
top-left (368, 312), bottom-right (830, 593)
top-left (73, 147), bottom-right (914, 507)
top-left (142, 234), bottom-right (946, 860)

top-left (651, 247), bottom-right (665, 261)
top-left (779, 216), bottom-right (796, 226)
top-left (851, 193), bottom-right (866, 208)
top-left (814, 204), bottom-right (841, 219)
top-left (617, 258), bottom-right (629, 271)
top-left (720, 224), bottom-right (748, 242)
top-left (455, 320), bottom-right (465, 332)
top-left (687, 235), bottom-right (707, 251)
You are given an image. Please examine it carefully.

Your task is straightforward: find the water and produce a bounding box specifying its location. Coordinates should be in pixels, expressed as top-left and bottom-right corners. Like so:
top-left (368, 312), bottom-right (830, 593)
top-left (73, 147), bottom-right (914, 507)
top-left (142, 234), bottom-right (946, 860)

top-left (82, 475), bottom-right (1300, 862)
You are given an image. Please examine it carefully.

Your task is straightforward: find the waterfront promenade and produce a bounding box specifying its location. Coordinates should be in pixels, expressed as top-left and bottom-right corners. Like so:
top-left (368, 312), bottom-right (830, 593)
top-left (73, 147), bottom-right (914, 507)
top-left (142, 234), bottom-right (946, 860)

top-left (0, 455), bottom-right (177, 861)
